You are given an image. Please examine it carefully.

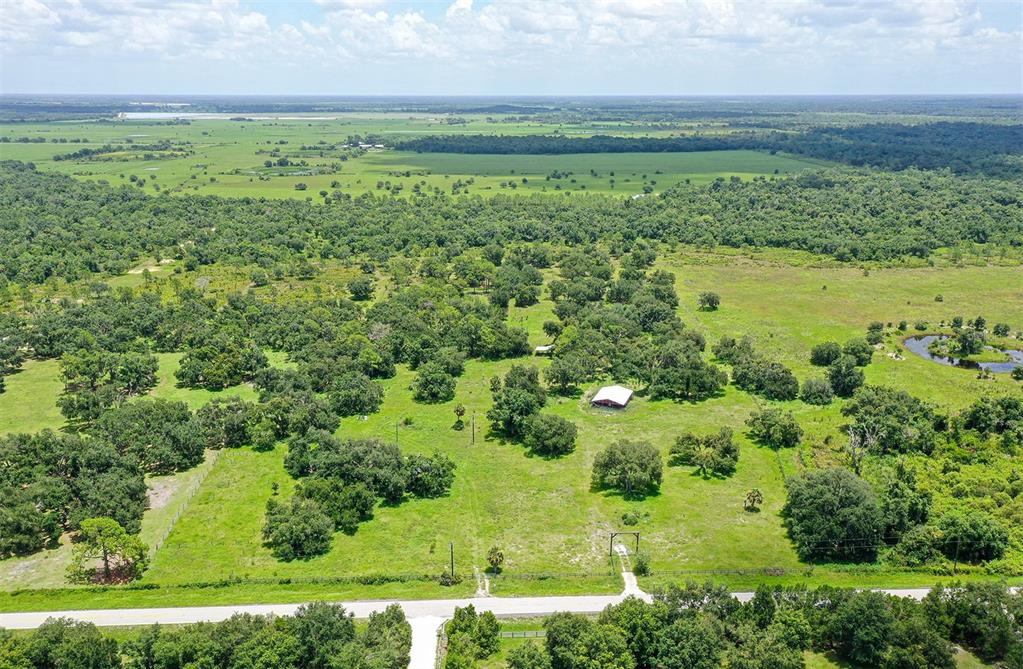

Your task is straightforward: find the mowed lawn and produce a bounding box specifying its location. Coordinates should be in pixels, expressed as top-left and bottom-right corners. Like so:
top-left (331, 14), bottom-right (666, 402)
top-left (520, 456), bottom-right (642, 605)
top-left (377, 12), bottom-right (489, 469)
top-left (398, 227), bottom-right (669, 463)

top-left (142, 253), bottom-right (1023, 588)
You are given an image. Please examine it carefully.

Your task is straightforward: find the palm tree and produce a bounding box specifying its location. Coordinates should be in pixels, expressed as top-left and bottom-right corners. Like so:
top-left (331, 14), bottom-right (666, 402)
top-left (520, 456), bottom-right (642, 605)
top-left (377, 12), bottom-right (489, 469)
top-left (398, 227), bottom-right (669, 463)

top-left (744, 488), bottom-right (763, 512)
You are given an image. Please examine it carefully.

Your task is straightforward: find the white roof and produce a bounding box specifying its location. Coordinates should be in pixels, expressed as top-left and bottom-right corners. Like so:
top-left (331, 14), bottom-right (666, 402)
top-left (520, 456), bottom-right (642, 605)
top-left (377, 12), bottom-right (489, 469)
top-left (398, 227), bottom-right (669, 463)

top-left (534, 345), bottom-right (555, 352)
top-left (591, 385), bottom-right (633, 406)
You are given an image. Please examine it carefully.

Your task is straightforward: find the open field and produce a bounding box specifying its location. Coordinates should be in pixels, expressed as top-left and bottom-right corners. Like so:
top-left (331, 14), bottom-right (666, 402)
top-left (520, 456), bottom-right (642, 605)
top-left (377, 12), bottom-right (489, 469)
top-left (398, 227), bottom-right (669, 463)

top-left (2, 250), bottom-right (1020, 608)
top-left (0, 117), bottom-right (828, 199)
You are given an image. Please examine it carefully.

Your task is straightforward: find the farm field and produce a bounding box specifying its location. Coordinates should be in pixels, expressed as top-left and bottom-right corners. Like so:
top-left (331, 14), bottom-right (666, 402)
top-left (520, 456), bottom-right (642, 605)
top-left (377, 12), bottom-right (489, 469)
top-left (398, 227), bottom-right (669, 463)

top-left (3, 250), bottom-right (1020, 608)
top-left (0, 117), bottom-right (827, 199)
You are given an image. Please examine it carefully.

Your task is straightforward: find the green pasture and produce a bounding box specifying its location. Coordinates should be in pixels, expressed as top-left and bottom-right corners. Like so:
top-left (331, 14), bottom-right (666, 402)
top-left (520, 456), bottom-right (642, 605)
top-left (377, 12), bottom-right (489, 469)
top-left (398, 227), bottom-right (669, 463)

top-left (1, 251), bottom-right (1021, 606)
top-left (0, 117), bottom-right (826, 199)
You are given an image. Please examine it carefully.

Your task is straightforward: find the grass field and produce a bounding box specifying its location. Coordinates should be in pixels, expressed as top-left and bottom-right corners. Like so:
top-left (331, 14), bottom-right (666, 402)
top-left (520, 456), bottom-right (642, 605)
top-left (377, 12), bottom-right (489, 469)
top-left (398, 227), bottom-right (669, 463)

top-left (0, 117), bottom-right (828, 199)
top-left (3, 250), bottom-right (1019, 607)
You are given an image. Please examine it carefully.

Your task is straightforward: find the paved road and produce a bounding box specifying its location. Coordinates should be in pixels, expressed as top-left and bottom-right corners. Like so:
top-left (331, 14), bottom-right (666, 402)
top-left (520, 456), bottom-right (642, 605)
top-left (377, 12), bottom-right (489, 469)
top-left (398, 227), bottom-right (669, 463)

top-left (0, 587), bottom-right (939, 669)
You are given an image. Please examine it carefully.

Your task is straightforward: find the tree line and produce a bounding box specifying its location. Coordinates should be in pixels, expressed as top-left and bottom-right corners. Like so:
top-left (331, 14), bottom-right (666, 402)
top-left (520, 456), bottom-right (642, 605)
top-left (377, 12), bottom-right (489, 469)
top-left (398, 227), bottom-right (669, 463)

top-left (394, 122), bottom-right (1023, 177)
top-left (456, 581), bottom-right (1022, 669)
top-left (2, 159), bottom-right (1020, 288)
top-left (0, 602), bottom-right (412, 669)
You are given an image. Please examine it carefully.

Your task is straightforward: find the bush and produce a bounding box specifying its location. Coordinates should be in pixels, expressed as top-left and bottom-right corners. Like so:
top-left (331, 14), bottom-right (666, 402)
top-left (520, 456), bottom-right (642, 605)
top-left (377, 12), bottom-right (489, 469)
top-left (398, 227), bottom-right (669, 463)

top-left (783, 468), bottom-right (884, 562)
top-left (262, 497), bottom-right (334, 561)
top-left (746, 408), bottom-right (803, 448)
top-left (412, 362), bottom-right (456, 403)
top-left (669, 428), bottom-right (738, 476)
top-left (295, 479), bottom-right (375, 534)
top-left (697, 291), bottom-right (720, 310)
top-left (892, 525), bottom-right (939, 567)
top-left (523, 414), bottom-right (578, 456)
top-left (632, 552), bottom-right (650, 576)
top-left (828, 355), bottom-right (865, 397)
top-left (592, 440), bottom-right (663, 497)
top-left (936, 511), bottom-right (1008, 563)
top-left (328, 371), bottom-right (384, 416)
top-left (347, 276), bottom-right (374, 301)
top-left (405, 452), bottom-right (456, 498)
top-left (843, 338), bottom-right (875, 366)
top-left (810, 341), bottom-right (842, 366)
top-left (800, 377), bottom-right (834, 405)
top-left (841, 385), bottom-right (939, 455)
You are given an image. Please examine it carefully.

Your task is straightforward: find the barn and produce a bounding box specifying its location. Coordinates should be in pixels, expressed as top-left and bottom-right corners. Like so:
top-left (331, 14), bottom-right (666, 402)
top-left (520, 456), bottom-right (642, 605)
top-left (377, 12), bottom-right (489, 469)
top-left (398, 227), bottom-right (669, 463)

top-left (591, 385), bottom-right (633, 408)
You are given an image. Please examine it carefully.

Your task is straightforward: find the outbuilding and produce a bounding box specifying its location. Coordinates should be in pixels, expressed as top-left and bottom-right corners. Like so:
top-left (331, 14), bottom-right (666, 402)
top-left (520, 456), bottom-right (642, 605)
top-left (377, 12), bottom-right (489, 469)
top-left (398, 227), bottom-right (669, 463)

top-left (534, 344), bottom-right (555, 355)
top-left (591, 385), bottom-right (633, 408)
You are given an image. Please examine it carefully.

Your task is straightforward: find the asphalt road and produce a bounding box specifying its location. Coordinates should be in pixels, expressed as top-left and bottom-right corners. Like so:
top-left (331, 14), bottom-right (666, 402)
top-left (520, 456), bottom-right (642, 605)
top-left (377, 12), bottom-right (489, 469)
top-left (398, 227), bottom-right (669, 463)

top-left (0, 587), bottom-right (943, 669)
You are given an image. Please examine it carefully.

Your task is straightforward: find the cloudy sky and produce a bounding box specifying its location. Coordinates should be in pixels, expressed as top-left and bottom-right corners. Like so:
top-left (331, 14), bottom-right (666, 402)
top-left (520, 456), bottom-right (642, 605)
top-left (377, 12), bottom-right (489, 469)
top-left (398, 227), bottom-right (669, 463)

top-left (1, 0), bottom-right (1020, 95)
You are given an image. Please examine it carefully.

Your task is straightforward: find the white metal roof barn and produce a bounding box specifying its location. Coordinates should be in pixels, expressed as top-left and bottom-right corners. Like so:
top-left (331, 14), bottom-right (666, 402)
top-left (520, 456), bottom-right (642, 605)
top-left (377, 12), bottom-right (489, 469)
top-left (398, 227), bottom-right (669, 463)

top-left (590, 385), bottom-right (634, 408)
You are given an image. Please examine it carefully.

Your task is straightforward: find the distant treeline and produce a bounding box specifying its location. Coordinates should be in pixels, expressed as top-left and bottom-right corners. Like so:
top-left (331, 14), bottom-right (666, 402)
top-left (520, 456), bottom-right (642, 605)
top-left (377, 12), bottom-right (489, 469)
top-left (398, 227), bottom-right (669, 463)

top-left (1, 160), bottom-right (1020, 286)
top-left (52, 141), bottom-right (181, 161)
top-left (395, 122), bottom-right (1023, 177)
top-left (395, 133), bottom-right (759, 154)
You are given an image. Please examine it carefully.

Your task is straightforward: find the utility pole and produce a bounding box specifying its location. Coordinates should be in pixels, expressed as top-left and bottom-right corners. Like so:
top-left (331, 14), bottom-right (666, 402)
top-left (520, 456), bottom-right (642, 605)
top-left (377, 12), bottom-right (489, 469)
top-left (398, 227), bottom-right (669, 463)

top-left (953, 537), bottom-right (960, 575)
top-left (449, 542), bottom-right (455, 577)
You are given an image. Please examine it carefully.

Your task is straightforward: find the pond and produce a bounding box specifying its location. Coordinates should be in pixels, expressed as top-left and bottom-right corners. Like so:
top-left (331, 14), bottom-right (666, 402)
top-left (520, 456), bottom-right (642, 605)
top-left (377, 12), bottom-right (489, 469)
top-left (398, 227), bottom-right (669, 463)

top-left (903, 335), bottom-right (1023, 373)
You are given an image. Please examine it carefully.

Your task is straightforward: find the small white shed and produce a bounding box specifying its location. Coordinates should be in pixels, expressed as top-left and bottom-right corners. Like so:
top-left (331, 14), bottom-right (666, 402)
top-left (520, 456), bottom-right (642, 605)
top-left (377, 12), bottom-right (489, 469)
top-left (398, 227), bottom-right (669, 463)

top-left (591, 385), bottom-right (633, 408)
top-left (534, 344), bottom-right (555, 355)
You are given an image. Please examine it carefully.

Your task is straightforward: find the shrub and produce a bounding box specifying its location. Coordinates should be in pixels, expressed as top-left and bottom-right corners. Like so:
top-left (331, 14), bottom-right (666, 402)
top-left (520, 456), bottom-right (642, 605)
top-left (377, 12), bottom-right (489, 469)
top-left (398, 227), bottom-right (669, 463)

top-left (828, 355), bottom-right (865, 397)
top-left (669, 428), bottom-right (738, 476)
top-left (697, 291), bottom-right (720, 310)
top-left (295, 479), bottom-right (375, 534)
top-left (262, 497), bottom-right (334, 561)
top-left (523, 413), bottom-right (578, 456)
top-left (800, 377), bottom-right (834, 405)
top-left (843, 338), bottom-right (875, 366)
top-left (632, 552), bottom-right (650, 576)
top-left (936, 511), bottom-right (1008, 563)
top-left (592, 440), bottom-right (663, 497)
top-left (810, 341), bottom-right (842, 366)
top-left (746, 408), bottom-right (802, 448)
top-left (412, 362), bottom-right (456, 403)
top-left (783, 468), bottom-right (884, 562)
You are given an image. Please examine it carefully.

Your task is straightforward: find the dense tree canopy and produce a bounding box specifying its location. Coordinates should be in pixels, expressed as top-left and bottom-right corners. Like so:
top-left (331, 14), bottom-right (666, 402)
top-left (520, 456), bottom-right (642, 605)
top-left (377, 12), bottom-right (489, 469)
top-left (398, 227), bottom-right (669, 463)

top-left (2, 160), bottom-right (1020, 287)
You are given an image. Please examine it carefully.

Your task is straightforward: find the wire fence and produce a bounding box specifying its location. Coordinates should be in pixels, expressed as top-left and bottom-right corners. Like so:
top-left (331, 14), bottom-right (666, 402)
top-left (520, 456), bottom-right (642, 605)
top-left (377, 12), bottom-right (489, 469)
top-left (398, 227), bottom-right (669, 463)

top-left (500, 630), bottom-right (546, 638)
top-left (149, 449), bottom-right (221, 558)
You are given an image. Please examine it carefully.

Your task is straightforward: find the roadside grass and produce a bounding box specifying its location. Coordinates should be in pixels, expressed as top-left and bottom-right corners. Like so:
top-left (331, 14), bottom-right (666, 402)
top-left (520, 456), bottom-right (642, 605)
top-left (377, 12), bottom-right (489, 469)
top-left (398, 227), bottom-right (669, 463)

top-left (0, 579), bottom-right (472, 613)
top-left (805, 649), bottom-right (996, 669)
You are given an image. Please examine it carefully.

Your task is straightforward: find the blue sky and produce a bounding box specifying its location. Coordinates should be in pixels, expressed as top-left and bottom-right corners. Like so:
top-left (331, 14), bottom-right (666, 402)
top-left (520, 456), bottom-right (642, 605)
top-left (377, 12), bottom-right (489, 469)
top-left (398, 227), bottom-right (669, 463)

top-left (1, 0), bottom-right (1020, 95)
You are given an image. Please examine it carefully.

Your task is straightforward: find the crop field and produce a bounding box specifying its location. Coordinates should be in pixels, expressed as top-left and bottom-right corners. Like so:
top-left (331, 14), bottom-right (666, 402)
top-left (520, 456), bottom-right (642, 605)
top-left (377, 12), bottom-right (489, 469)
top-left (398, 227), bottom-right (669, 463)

top-left (3, 250), bottom-right (1020, 606)
top-left (0, 116), bottom-right (827, 199)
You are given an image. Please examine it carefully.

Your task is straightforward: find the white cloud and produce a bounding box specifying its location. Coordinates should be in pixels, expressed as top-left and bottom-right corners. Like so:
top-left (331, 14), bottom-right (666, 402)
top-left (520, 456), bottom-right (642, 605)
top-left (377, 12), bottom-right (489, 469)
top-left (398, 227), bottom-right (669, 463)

top-left (0, 0), bottom-right (1019, 92)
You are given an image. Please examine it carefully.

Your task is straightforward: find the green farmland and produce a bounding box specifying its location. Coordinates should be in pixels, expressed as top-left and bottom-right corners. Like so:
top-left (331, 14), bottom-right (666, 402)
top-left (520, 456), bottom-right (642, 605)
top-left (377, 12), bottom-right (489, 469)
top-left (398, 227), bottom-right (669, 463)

top-left (2, 249), bottom-right (1020, 611)
top-left (0, 116), bottom-right (826, 199)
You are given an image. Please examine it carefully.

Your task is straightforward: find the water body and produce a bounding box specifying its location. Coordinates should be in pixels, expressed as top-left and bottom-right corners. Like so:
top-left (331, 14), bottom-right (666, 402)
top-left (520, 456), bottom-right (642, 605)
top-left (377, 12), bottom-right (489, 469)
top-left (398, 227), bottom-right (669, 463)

top-left (903, 335), bottom-right (1023, 373)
